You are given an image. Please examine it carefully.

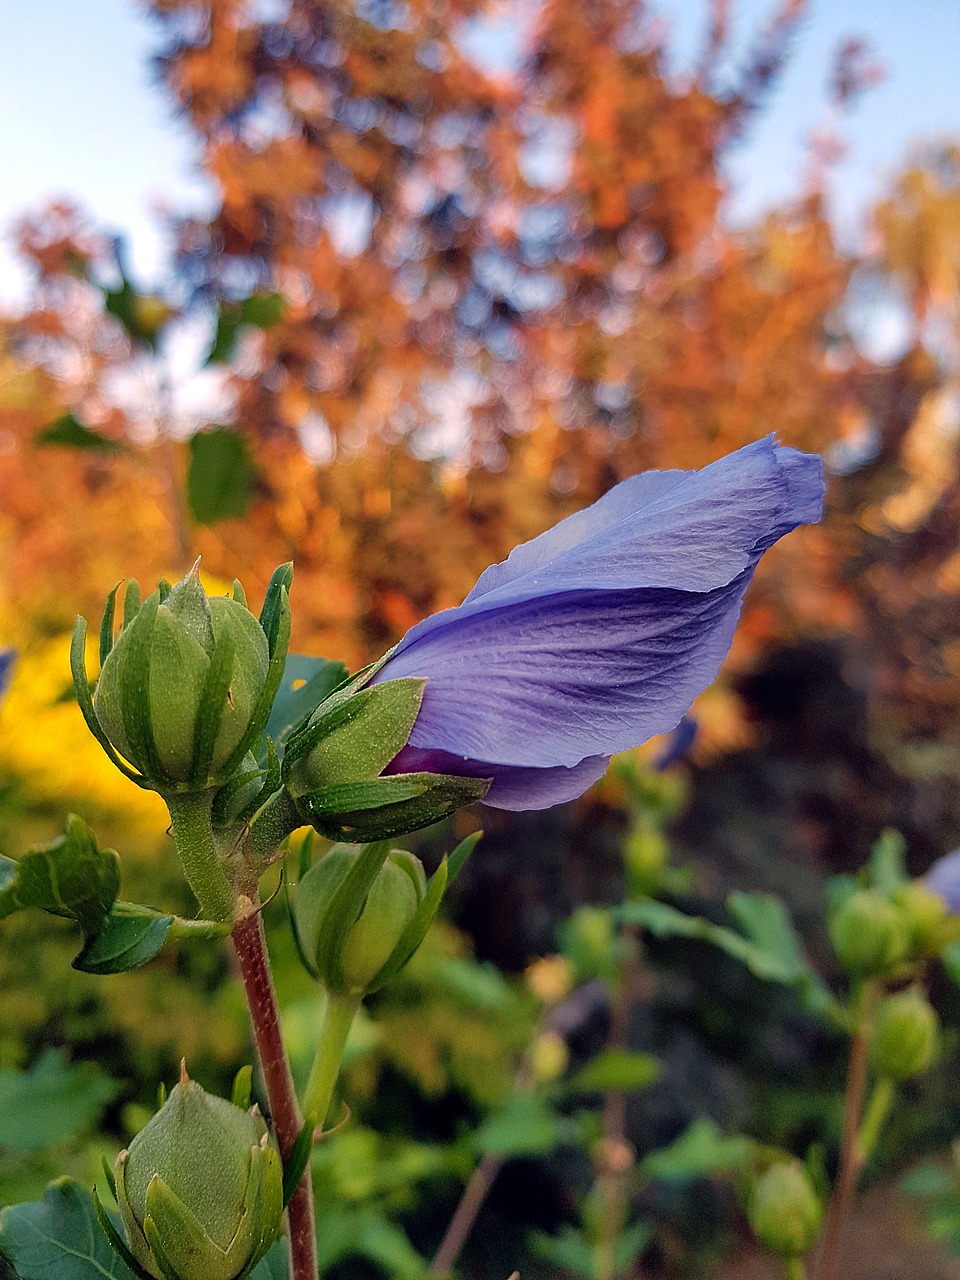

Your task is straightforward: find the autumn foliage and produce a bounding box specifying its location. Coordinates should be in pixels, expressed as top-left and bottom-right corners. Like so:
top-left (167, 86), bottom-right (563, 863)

top-left (1, 0), bottom-right (959, 816)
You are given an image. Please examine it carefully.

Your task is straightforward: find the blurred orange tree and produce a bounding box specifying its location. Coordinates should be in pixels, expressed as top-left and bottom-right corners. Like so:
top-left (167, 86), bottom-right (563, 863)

top-left (1, 0), bottom-right (959, 804)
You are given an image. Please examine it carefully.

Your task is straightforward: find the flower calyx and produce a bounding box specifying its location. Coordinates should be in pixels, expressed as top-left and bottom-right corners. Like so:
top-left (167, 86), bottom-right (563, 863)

top-left (105, 1066), bottom-right (282, 1280)
top-left (73, 563), bottom-right (292, 797)
top-left (281, 675), bottom-right (489, 842)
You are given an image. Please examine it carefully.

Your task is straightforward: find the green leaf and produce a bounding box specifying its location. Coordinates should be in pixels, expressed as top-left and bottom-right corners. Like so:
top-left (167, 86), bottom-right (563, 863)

top-left (475, 1091), bottom-right (561, 1158)
top-left (567, 1049), bottom-right (660, 1094)
top-left (187, 429), bottom-right (257, 524)
top-left (0, 1178), bottom-right (136, 1279)
top-left (73, 907), bottom-right (173, 975)
top-left (726, 892), bottom-right (807, 981)
top-left (941, 940), bottom-right (960, 986)
top-left (618, 897), bottom-right (838, 1021)
top-left (313, 1205), bottom-right (422, 1279)
top-left (530, 1225), bottom-right (596, 1277)
top-left (0, 815), bottom-right (119, 939)
top-left (0, 1052), bottom-right (118, 1154)
top-left (206, 294), bottom-right (287, 365)
top-left (640, 1118), bottom-right (752, 1183)
top-left (35, 413), bottom-right (122, 453)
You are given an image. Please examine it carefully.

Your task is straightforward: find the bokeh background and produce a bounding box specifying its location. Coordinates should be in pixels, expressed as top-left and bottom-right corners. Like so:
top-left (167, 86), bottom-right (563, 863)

top-left (3, 2), bottom-right (960, 1277)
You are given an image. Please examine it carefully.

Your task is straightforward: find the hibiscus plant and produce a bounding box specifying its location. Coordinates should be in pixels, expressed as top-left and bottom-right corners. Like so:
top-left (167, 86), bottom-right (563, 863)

top-left (2, 438), bottom-right (957, 1280)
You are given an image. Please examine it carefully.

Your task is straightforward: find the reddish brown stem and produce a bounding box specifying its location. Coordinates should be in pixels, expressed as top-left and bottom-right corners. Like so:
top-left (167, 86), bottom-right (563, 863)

top-left (429, 1151), bottom-right (505, 1276)
top-left (817, 983), bottom-right (878, 1280)
top-left (233, 906), bottom-right (317, 1280)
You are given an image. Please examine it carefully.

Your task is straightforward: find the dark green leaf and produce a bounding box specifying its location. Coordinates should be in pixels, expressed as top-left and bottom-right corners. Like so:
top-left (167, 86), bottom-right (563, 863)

top-left (475, 1092), bottom-right (561, 1158)
top-left (530, 1226), bottom-right (595, 1277)
top-left (726, 892), bottom-right (807, 981)
top-left (0, 815), bottom-right (119, 938)
top-left (35, 414), bottom-right (121, 453)
top-left (640, 1118), bottom-right (752, 1183)
top-left (567, 1049), bottom-right (660, 1094)
top-left (187, 429), bottom-right (257, 524)
top-left (73, 908), bottom-right (173, 975)
top-left (0, 1052), bottom-right (117, 1154)
top-left (0, 1178), bottom-right (136, 1279)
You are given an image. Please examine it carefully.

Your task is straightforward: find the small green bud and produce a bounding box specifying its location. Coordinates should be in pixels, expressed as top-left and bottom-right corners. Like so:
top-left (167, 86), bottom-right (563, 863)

top-left (293, 844), bottom-right (424, 993)
top-left (748, 1161), bottom-right (823, 1258)
top-left (282, 678), bottom-right (489, 840)
top-left (892, 882), bottom-right (950, 958)
top-left (91, 564), bottom-right (282, 791)
top-left (560, 906), bottom-right (617, 983)
top-left (114, 1069), bottom-right (282, 1280)
top-left (829, 889), bottom-right (908, 977)
top-left (870, 988), bottom-right (940, 1080)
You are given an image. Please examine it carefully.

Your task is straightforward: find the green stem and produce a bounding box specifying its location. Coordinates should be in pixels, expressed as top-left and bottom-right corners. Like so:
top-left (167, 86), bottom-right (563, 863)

top-left (302, 990), bottom-right (361, 1129)
top-left (857, 1077), bottom-right (896, 1162)
top-left (166, 792), bottom-right (236, 923)
top-left (785, 1257), bottom-right (807, 1280)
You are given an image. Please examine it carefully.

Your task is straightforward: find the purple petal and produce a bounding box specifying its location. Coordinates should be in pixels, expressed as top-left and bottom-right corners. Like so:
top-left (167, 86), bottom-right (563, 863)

top-left (370, 437), bottom-right (823, 805)
top-left (926, 849), bottom-right (960, 914)
top-left (386, 745), bottom-right (611, 811)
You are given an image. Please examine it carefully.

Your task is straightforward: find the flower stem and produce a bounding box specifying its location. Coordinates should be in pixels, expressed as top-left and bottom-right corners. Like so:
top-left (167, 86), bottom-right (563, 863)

top-left (857, 1077), bottom-right (896, 1163)
top-left (302, 991), bottom-right (360, 1129)
top-left (166, 791), bottom-right (236, 923)
top-left (233, 905), bottom-right (317, 1280)
top-left (785, 1257), bottom-right (807, 1280)
top-left (817, 980), bottom-right (879, 1280)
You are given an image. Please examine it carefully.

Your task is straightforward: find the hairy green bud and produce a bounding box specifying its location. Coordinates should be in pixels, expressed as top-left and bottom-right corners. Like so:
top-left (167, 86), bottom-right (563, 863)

top-left (114, 1071), bottom-right (282, 1280)
top-left (870, 988), bottom-right (940, 1080)
top-left (282, 678), bottom-right (488, 841)
top-left (748, 1161), bottom-right (823, 1259)
top-left (829, 889), bottom-right (908, 978)
top-left (892, 882), bottom-right (950, 959)
top-left (85, 564), bottom-right (290, 793)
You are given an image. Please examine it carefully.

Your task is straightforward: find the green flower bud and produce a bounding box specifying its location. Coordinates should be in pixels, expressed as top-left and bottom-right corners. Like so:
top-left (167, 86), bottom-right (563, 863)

top-left (623, 825), bottom-right (668, 897)
top-left (92, 566), bottom-right (272, 790)
top-left (560, 906), bottom-right (617, 983)
top-left (292, 844), bottom-right (424, 994)
top-left (870, 988), bottom-right (940, 1080)
top-left (114, 1071), bottom-right (282, 1280)
top-left (829, 889), bottom-right (908, 978)
top-left (748, 1161), bottom-right (823, 1259)
top-left (282, 678), bottom-right (489, 841)
top-left (892, 882), bottom-right (950, 959)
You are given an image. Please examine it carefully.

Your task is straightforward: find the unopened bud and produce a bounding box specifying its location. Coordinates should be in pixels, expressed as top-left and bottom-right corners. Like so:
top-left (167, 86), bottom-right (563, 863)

top-left (892, 882), bottom-right (950, 959)
top-left (292, 844), bottom-right (424, 994)
top-left (829, 889), bottom-right (908, 978)
top-left (114, 1071), bottom-right (282, 1280)
top-left (530, 1032), bottom-right (569, 1084)
top-left (748, 1161), bottom-right (823, 1259)
top-left (870, 988), bottom-right (940, 1080)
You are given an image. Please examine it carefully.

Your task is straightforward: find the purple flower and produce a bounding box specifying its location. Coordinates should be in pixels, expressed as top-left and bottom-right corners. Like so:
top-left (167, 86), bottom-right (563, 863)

top-left (926, 849), bottom-right (960, 914)
top-left (0, 649), bottom-right (14, 704)
top-left (375, 436), bottom-right (824, 811)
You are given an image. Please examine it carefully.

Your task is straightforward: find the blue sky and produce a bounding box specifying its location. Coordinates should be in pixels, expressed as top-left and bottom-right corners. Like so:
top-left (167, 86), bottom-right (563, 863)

top-left (1, 0), bottom-right (958, 305)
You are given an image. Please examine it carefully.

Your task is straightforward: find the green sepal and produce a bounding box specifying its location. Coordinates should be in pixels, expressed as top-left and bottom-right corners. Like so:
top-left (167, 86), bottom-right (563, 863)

top-left (232, 1066), bottom-right (253, 1112)
top-left (118, 590), bottom-right (167, 784)
top-left (258, 563), bottom-right (293, 659)
top-left (99, 583), bottom-right (121, 666)
top-left (211, 754), bottom-right (270, 827)
top-left (123, 579), bottom-right (142, 628)
top-left (232, 579), bottom-right (247, 607)
top-left (142, 1206), bottom-right (188, 1280)
top-left (100, 1155), bottom-right (118, 1203)
top-left (70, 615), bottom-right (148, 786)
top-left (281, 1120), bottom-right (315, 1209)
top-left (297, 772), bottom-right (491, 843)
top-left (158, 579), bottom-right (173, 603)
top-left (220, 582), bottom-right (291, 779)
top-left (92, 1184), bottom-right (158, 1280)
top-left (265, 655), bottom-right (351, 763)
top-left (190, 628), bottom-right (236, 785)
top-left (313, 840), bottom-right (391, 991)
top-left (447, 830), bottom-right (482, 884)
top-left (366, 854), bottom-right (448, 992)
